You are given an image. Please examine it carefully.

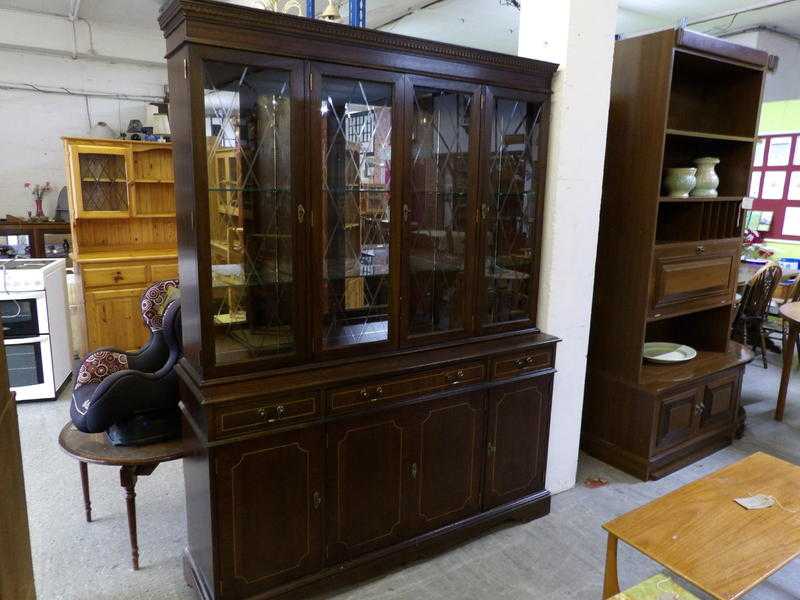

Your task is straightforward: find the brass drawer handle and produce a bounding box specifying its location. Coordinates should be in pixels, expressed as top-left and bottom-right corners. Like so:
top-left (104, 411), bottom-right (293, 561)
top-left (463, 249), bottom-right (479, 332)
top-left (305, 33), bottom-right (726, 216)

top-left (446, 369), bottom-right (465, 385)
top-left (112, 271), bottom-right (124, 283)
top-left (360, 386), bottom-right (383, 403)
top-left (257, 407), bottom-right (267, 419)
top-left (267, 404), bottom-right (286, 423)
top-left (515, 355), bottom-right (539, 369)
top-left (695, 403), bottom-right (704, 416)
top-left (696, 245), bottom-right (705, 254)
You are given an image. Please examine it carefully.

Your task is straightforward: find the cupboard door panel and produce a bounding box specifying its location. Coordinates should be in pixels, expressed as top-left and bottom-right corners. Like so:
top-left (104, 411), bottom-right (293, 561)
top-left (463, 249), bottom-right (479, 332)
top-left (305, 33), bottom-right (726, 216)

top-left (484, 375), bottom-right (551, 509)
top-left (84, 287), bottom-right (149, 352)
top-left (69, 144), bottom-right (132, 219)
top-left (402, 77), bottom-right (481, 343)
top-left (478, 87), bottom-right (548, 332)
top-left (325, 408), bottom-right (413, 563)
top-left (700, 371), bottom-right (739, 432)
top-left (411, 392), bottom-right (484, 533)
top-left (216, 427), bottom-right (323, 598)
top-left (655, 388), bottom-right (700, 452)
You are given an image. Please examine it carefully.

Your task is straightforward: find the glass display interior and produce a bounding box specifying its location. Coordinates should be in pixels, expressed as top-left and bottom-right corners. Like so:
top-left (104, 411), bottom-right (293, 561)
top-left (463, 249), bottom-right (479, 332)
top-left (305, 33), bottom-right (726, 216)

top-left (320, 76), bottom-right (392, 349)
top-left (408, 87), bottom-right (471, 336)
top-left (204, 61), bottom-right (295, 365)
top-left (483, 97), bottom-right (542, 326)
top-left (0, 235), bottom-right (31, 259)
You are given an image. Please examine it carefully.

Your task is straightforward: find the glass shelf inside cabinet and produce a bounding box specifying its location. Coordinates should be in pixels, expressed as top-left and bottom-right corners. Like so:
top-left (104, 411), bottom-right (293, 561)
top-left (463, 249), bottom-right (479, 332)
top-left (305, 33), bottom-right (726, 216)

top-left (204, 61), bottom-right (296, 365)
top-left (320, 76), bottom-right (393, 349)
top-left (482, 96), bottom-right (543, 326)
top-left (407, 86), bottom-right (472, 337)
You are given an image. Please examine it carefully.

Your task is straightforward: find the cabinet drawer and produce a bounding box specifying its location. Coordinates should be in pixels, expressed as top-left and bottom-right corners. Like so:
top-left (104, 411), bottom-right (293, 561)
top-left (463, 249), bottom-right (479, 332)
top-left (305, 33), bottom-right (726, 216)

top-left (649, 240), bottom-right (738, 319)
top-left (492, 347), bottom-right (554, 380)
top-left (328, 362), bottom-right (485, 414)
top-left (150, 263), bottom-right (178, 282)
top-left (83, 264), bottom-right (148, 288)
top-left (217, 393), bottom-right (320, 436)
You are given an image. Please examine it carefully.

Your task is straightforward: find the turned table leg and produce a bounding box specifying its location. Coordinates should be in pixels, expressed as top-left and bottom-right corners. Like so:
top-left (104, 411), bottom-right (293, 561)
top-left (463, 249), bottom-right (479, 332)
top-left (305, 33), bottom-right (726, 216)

top-left (777, 321), bottom-right (799, 421)
top-left (120, 465), bottom-right (140, 571)
top-left (602, 533), bottom-right (620, 599)
top-left (79, 461), bottom-right (91, 523)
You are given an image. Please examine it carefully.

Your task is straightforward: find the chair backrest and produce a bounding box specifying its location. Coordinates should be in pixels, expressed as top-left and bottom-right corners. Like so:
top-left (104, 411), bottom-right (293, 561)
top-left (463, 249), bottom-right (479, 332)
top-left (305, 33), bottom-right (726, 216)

top-left (737, 262), bottom-right (783, 321)
top-left (140, 279), bottom-right (179, 332)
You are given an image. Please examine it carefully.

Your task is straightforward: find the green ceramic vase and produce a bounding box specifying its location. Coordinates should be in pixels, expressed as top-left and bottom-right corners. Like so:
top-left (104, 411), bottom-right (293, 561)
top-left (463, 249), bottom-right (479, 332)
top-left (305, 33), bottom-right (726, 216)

top-left (663, 167), bottom-right (697, 198)
top-left (691, 157), bottom-right (720, 197)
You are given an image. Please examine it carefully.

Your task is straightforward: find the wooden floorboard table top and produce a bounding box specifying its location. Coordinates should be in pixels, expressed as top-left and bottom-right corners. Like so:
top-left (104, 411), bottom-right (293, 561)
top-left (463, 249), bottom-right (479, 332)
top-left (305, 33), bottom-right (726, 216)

top-left (604, 452), bottom-right (800, 600)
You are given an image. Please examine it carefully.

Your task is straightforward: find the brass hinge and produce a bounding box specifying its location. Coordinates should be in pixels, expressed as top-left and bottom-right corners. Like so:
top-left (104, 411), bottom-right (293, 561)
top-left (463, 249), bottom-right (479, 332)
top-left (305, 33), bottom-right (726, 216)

top-left (313, 491), bottom-right (322, 509)
top-left (481, 93), bottom-right (485, 110)
top-left (297, 204), bottom-right (306, 224)
top-left (410, 462), bottom-right (418, 480)
top-left (309, 72), bottom-right (313, 91)
top-left (310, 208), bottom-right (315, 228)
top-left (183, 58), bottom-right (189, 80)
top-left (487, 441), bottom-right (496, 456)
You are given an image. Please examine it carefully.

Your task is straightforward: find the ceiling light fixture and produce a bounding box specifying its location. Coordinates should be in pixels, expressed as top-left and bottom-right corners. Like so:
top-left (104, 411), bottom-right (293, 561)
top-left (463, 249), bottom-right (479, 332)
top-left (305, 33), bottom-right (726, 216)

top-left (320, 0), bottom-right (344, 22)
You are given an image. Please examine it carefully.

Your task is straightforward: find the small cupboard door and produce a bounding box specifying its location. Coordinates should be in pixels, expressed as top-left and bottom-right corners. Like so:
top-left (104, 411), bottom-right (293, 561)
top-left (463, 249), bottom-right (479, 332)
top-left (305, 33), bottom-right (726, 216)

top-left (477, 87), bottom-right (549, 333)
top-left (654, 387), bottom-right (701, 452)
top-left (215, 427), bottom-right (324, 598)
top-left (400, 76), bottom-right (482, 343)
top-left (69, 144), bottom-right (132, 219)
top-left (408, 391), bottom-right (485, 534)
top-left (483, 375), bottom-right (552, 509)
top-left (325, 406), bottom-right (415, 564)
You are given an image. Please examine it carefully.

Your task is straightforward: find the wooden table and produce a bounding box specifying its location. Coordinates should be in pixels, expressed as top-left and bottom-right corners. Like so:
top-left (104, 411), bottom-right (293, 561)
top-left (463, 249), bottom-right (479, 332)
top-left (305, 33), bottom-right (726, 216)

top-left (58, 422), bottom-right (186, 570)
top-left (602, 452), bottom-right (800, 600)
top-left (777, 302), bottom-right (800, 421)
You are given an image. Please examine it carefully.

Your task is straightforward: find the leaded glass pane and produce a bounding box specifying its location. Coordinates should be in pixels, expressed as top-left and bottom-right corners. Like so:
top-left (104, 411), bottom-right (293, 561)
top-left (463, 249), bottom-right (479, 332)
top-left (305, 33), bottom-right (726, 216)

top-left (408, 87), bottom-right (471, 336)
top-left (79, 153), bottom-right (128, 212)
top-left (320, 77), bottom-right (392, 349)
top-left (482, 97), bottom-right (542, 326)
top-left (204, 61), bottom-right (295, 365)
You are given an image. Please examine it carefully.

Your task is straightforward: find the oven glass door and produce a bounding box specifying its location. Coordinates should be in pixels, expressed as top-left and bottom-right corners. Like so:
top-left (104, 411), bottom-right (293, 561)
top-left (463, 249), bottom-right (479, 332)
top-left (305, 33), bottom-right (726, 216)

top-left (1, 297), bottom-right (41, 338)
top-left (6, 340), bottom-right (44, 387)
top-left (5, 335), bottom-right (54, 401)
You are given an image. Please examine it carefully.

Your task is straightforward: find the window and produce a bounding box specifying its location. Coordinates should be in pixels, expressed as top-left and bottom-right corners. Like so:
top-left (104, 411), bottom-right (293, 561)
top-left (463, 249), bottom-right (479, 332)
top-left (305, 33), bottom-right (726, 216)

top-left (750, 133), bottom-right (800, 239)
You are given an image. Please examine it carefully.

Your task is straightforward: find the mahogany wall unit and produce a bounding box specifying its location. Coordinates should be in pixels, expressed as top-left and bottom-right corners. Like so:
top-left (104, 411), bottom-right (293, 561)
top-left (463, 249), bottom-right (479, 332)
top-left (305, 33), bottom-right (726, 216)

top-left (583, 29), bottom-right (765, 481)
top-left (160, 1), bottom-right (559, 598)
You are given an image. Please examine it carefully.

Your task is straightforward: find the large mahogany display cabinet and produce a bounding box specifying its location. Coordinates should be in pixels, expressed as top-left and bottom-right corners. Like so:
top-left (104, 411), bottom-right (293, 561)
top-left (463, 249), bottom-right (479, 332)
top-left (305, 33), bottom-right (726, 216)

top-left (160, 2), bottom-right (559, 598)
top-left (583, 29), bottom-right (766, 481)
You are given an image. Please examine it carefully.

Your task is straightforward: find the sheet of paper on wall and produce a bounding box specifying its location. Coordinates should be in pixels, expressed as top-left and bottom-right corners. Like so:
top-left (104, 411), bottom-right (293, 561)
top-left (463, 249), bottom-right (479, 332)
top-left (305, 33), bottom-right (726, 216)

top-left (783, 207), bottom-right (800, 236)
top-left (747, 210), bottom-right (761, 230)
top-left (757, 211), bottom-right (773, 232)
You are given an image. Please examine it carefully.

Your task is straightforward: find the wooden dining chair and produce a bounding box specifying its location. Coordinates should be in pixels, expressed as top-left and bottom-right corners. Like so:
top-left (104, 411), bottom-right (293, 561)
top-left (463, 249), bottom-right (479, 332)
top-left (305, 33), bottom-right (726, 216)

top-left (731, 262), bottom-right (783, 369)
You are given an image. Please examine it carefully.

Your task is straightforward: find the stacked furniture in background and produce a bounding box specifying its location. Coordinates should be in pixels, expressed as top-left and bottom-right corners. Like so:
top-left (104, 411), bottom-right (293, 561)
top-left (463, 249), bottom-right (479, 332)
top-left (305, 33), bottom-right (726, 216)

top-left (161, 1), bottom-right (559, 598)
top-left (583, 29), bottom-right (768, 480)
top-left (62, 138), bottom-right (178, 353)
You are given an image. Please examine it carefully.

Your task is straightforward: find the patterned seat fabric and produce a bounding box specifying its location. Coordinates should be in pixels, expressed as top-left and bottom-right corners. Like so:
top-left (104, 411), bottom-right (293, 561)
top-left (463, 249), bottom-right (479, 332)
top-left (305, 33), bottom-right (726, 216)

top-left (74, 350), bottom-right (129, 391)
top-left (140, 279), bottom-right (180, 332)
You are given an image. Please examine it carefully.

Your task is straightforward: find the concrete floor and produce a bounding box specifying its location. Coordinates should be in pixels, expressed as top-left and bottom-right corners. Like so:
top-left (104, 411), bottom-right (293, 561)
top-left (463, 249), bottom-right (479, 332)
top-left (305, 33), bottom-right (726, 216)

top-left (18, 349), bottom-right (800, 600)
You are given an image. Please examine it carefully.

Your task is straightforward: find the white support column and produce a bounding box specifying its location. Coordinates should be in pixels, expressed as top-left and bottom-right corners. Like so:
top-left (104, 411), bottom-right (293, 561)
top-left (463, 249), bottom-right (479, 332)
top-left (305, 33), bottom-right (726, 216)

top-left (519, 0), bottom-right (618, 493)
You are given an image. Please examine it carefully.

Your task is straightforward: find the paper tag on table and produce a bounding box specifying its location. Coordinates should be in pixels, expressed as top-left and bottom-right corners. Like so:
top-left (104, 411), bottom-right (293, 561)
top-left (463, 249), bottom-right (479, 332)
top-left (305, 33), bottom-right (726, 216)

top-left (735, 494), bottom-right (775, 510)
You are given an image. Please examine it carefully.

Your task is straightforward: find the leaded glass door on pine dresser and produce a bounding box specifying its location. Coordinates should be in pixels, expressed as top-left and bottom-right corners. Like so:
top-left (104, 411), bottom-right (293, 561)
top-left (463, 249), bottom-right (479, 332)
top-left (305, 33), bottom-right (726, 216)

top-left (201, 53), bottom-right (308, 368)
top-left (401, 77), bottom-right (481, 344)
top-left (309, 64), bottom-right (402, 356)
top-left (478, 87), bottom-right (548, 332)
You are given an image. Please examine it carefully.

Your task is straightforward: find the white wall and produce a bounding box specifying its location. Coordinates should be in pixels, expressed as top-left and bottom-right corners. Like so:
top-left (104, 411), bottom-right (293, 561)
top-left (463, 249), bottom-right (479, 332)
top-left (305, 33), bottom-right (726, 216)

top-left (0, 7), bottom-right (166, 217)
top-left (519, 0), bottom-right (617, 493)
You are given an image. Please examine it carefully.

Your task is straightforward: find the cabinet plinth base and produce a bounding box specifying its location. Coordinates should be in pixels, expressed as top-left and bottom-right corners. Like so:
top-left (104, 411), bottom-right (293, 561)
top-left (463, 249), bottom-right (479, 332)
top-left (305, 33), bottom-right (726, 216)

top-left (183, 491), bottom-right (551, 600)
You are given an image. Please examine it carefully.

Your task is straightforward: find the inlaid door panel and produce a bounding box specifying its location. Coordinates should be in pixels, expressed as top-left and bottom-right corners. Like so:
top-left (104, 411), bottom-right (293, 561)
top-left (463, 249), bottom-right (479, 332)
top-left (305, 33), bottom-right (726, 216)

top-left (409, 391), bottom-right (485, 533)
top-left (483, 375), bottom-right (552, 509)
top-left (654, 388), bottom-right (701, 452)
top-left (215, 427), bottom-right (323, 598)
top-left (325, 407), bottom-right (414, 564)
top-left (700, 371), bottom-right (740, 432)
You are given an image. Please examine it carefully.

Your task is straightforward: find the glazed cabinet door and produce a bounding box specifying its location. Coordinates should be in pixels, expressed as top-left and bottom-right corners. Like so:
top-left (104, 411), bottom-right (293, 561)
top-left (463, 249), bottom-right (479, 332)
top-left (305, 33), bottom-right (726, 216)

top-left (477, 87), bottom-right (548, 333)
top-left (325, 406), bottom-right (415, 564)
top-left (215, 426), bottom-right (324, 598)
top-left (309, 64), bottom-right (402, 356)
top-left (198, 50), bottom-right (309, 372)
top-left (483, 375), bottom-right (552, 509)
top-left (68, 144), bottom-right (132, 219)
top-left (400, 77), bottom-right (481, 343)
top-left (408, 391), bottom-right (485, 534)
